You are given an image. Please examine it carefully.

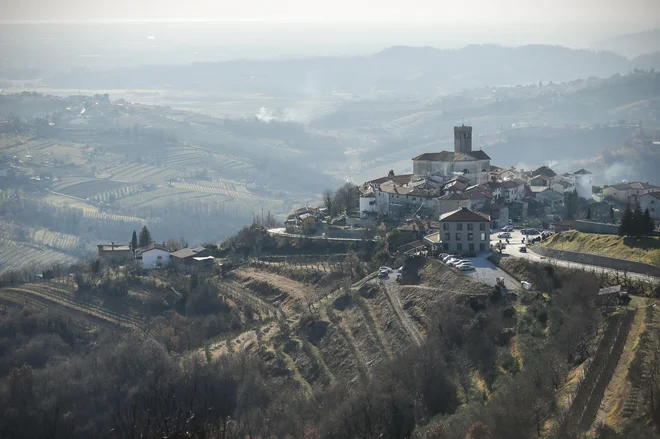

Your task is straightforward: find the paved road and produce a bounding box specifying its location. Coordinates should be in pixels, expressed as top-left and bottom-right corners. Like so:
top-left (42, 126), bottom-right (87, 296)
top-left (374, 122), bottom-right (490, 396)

top-left (491, 229), bottom-right (658, 282)
top-left (267, 228), bottom-right (376, 242)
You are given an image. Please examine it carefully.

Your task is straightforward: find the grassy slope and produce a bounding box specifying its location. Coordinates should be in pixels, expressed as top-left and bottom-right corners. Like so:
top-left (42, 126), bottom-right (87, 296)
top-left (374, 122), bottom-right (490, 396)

top-left (542, 231), bottom-right (660, 266)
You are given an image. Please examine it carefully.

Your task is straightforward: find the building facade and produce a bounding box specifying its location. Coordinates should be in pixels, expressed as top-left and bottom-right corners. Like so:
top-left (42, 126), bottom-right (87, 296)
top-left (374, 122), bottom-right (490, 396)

top-left (136, 244), bottom-right (172, 269)
top-left (438, 207), bottom-right (491, 254)
top-left (603, 182), bottom-right (660, 204)
top-left (412, 125), bottom-right (491, 185)
top-left (639, 192), bottom-right (660, 221)
top-left (97, 243), bottom-right (133, 264)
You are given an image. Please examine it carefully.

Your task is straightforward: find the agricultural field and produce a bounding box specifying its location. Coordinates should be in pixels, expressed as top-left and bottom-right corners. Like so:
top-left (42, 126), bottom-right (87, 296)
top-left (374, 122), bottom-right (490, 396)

top-left (29, 228), bottom-right (86, 251)
top-left (0, 282), bottom-right (147, 332)
top-left (171, 179), bottom-right (281, 202)
top-left (53, 177), bottom-right (128, 199)
top-left (96, 162), bottom-right (180, 183)
top-left (0, 239), bottom-right (76, 275)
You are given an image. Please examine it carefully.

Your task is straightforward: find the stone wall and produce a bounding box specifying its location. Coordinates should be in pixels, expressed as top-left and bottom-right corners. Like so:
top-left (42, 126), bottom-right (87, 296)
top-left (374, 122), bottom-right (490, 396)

top-left (529, 245), bottom-right (660, 277)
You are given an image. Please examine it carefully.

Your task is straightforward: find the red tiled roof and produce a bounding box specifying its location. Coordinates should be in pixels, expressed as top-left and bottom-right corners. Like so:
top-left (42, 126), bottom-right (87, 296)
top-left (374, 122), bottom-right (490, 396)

top-left (440, 207), bottom-right (490, 222)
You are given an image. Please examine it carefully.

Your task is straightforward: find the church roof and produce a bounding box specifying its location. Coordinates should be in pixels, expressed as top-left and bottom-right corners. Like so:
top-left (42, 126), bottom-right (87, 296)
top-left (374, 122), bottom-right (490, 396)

top-left (412, 150), bottom-right (490, 162)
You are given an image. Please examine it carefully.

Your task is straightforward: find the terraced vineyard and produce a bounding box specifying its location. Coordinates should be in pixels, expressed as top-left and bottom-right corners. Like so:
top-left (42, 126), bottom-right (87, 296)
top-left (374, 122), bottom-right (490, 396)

top-left (56, 179), bottom-right (127, 199)
top-left (0, 239), bottom-right (76, 275)
top-left (171, 179), bottom-right (280, 202)
top-left (99, 162), bottom-right (180, 183)
top-left (29, 228), bottom-right (84, 251)
top-left (0, 282), bottom-right (147, 332)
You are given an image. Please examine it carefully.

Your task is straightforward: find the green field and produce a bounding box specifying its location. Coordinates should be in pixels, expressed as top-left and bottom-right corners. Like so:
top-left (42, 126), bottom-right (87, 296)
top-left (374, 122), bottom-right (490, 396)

top-left (543, 231), bottom-right (660, 266)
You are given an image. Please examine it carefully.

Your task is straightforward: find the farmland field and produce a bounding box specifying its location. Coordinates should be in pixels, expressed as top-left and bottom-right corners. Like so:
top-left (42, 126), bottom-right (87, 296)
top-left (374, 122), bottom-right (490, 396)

top-left (171, 179), bottom-right (281, 202)
top-left (96, 162), bottom-right (180, 183)
top-left (0, 239), bottom-right (76, 275)
top-left (55, 178), bottom-right (128, 199)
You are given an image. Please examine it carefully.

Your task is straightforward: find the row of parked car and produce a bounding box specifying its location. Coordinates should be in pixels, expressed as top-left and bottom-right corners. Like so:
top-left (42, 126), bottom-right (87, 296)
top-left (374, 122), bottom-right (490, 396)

top-left (438, 253), bottom-right (475, 271)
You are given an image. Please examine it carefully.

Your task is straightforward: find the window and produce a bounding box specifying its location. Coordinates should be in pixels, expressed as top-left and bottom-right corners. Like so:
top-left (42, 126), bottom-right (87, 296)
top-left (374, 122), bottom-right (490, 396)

top-left (480, 243), bottom-right (485, 251)
top-left (480, 232), bottom-right (486, 241)
top-left (457, 243), bottom-right (463, 251)
top-left (456, 233), bottom-right (461, 241)
top-left (443, 223), bottom-right (449, 230)
top-left (412, 197), bottom-right (416, 201)
top-left (468, 233), bottom-right (474, 241)
top-left (469, 243), bottom-right (475, 252)
top-left (445, 233), bottom-right (451, 241)
top-left (467, 223), bottom-right (473, 231)
top-left (443, 243), bottom-right (449, 250)
top-left (480, 223), bottom-right (486, 231)
top-left (457, 223), bottom-right (463, 231)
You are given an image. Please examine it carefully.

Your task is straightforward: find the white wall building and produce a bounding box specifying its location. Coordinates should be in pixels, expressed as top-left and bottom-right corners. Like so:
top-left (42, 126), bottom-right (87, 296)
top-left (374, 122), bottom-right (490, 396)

top-left (359, 192), bottom-right (377, 217)
top-left (136, 244), bottom-right (172, 269)
top-left (603, 182), bottom-right (660, 204)
top-left (639, 191), bottom-right (660, 221)
top-left (572, 169), bottom-right (593, 199)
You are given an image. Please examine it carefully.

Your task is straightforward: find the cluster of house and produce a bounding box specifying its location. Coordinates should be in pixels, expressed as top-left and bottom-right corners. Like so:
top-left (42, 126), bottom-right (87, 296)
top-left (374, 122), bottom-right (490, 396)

top-left (284, 206), bottom-right (328, 234)
top-left (358, 124), bottom-right (595, 228)
top-left (602, 182), bottom-right (660, 220)
top-left (96, 242), bottom-right (215, 269)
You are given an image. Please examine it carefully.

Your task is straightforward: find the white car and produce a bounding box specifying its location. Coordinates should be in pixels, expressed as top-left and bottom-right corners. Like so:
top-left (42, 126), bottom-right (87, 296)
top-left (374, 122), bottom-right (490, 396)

top-left (458, 264), bottom-right (475, 271)
top-left (501, 225), bottom-right (514, 232)
top-left (497, 232), bottom-right (511, 239)
top-left (379, 266), bottom-right (393, 273)
top-left (448, 259), bottom-right (469, 267)
top-left (442, 255), bottom-right (457, 263)
top-left (374, 235), bottom-right (383, 241)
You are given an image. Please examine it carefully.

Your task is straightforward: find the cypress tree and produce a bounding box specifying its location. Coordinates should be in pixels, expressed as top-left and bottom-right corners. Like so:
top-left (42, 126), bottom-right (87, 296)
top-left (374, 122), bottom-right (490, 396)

top-left (644, 208), bottom-right (656, 236)
top-left (633, 203), bottom-right (644, 237)
top-left (131, 230), bottom-right (138, 250)
top-left (586, 207), bottom-right (592, 220)
top-left (139, 225), bottom-right (152, 248)
top-left (619, 204), bottom-right (633, 237)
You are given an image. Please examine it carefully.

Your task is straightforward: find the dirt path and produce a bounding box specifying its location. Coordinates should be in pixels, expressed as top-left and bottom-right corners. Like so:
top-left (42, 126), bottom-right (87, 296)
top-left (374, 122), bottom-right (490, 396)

top-left (381, 282), bottom-right (423, 346)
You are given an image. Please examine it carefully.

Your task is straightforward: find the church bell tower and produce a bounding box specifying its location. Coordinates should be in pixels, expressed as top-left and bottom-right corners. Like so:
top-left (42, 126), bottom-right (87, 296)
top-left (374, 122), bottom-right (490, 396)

top-left (454, 125), bottom-right (472, 153)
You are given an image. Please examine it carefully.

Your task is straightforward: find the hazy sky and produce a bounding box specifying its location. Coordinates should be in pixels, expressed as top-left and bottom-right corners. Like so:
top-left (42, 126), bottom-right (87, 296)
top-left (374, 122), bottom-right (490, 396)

top-left (2, 0), bottom-right (659, 25)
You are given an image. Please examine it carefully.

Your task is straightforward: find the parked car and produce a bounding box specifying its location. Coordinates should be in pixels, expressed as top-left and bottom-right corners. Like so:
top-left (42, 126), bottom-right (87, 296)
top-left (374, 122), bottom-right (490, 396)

top-left (438, 253), bottom-right (450, 260)
top-left (501, 225), bottom-right (514, 232)
top-left (519, 246), bottom-right (527, 253)
top-left (497, 232), bottom-right (511, 238)
top-left (374, 235), bottom-right (383, 241)
top-left (378, 269), bottom-right (389, 278)
top-left (379, 266), bottom-right (393, 273)
top-left (458, 264), bottom-right (475, 271)
top-left (442, 255), bottom-right (456, 263)
top-left (448, 259), bottom-right (470, 267)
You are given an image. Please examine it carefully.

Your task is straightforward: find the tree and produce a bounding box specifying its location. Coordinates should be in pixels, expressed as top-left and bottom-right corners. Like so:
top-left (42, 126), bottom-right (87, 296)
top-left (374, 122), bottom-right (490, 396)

top-left (322, 189), bottom-right (334, 216)
top-left (139, 225), bottom-right (152, 248)
top-left (131, 230), bottom-right (138, 251)
top-left (644, 208), bottom-right (656, 236)
top-left (633, 203), bottom-right (645, 237)
top-left (619, 204), bottom-right (633, 236)
top-left (586, 207), bottom-right (592, 220)
top-left (564, 189), bottom-right (579, 220)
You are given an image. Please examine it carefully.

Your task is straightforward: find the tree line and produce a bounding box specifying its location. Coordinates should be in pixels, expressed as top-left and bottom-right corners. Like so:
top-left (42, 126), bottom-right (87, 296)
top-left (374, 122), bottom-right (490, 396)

top-left (619, 203), bottom-right (655, 237)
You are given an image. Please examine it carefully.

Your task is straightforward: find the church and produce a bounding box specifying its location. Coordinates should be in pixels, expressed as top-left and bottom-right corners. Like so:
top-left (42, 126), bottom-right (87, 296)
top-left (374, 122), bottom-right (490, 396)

top-left (412, 125), bottom-right (491, 185)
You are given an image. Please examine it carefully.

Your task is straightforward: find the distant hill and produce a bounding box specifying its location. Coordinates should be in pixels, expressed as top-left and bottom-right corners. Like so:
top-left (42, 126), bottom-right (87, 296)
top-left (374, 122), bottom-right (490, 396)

top-left (591, 29), bottom-right (660, 58)
top-left (44, 44), bottom-right (633, 96)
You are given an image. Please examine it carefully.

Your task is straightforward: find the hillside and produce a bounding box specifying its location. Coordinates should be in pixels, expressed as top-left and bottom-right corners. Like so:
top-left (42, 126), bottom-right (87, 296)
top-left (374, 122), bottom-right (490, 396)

top-left (591, 29), bottom-right (660, 58)
top-left (43, 44), bottom-right (636, 96)
top-left (542, 231), bottom-right (660, 266)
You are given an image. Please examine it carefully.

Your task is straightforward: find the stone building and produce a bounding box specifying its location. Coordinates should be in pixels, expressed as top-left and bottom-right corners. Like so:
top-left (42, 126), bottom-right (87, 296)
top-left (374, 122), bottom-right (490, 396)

top-left (412, 125), bottom-right (491, 185)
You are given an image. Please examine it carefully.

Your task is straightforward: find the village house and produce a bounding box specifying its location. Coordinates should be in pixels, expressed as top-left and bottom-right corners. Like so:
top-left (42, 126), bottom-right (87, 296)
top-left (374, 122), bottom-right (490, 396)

top-left (462, 186), bottom-right (493, 211)
top-left (373, 178), bottom-right (440, 217)
top-left (532, 187), bottom-right (564, 211)
top-left (639, 191), bottom-right (660, 221)
top-left (489, 204), bottom-right (510, 229)
top-left (412, 125), bottom-right (491, 185)
top-left (603, 182), bottom-right (660, 204)
top-left (490, 165), bottom-right (519, 182)
top-left (135, 243), bottom-right (172, 269)
top-left (171, 246), bottom-right (214, 268)
top-left (437, 192), bottom-right (471, 215)
top-left (438, 207), bottom-right (491, 254)
top-left (97, 242), bottom-right (133, 264)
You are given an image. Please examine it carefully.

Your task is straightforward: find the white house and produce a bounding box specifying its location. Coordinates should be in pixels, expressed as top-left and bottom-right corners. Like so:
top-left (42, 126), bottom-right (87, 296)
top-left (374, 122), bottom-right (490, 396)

top-left (136, 244), bottom-right (172, 269)
top-left (572, 169), bottom-right (593, 199)
top-left (359, 189), bottom-right (377, 217)
top-left (603, 182), bottom-right (660, 204)
top-left (639, 191), bottom-right (660, 221)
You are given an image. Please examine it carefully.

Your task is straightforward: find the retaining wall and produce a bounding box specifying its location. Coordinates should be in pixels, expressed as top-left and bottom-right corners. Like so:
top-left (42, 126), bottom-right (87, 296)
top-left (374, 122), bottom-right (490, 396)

top-left (530, 245), bottom-right (660, 277)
